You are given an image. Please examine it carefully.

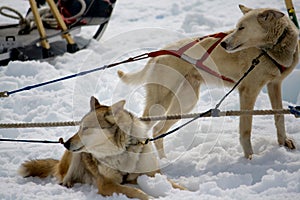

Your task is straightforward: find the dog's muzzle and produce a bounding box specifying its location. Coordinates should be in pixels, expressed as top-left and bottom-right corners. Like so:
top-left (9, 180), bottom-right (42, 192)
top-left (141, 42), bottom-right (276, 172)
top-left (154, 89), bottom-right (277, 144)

top-left (63, 139), bottom-right (85, 152)
top-left (220, 41), bottom-right (228, 49)
top-left (63, 139), bottom-right (71, 150)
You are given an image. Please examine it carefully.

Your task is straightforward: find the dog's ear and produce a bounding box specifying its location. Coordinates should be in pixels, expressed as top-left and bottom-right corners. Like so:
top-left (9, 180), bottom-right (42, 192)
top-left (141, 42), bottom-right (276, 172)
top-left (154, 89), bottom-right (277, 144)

top-left (258, 9), bottom-right (284, 23)
top-left (90, 96), bottom-right (101, 110)
top-left (239, 5), bottom-right (252, 15)
top-left (111, 100), bottom-right (126, 115)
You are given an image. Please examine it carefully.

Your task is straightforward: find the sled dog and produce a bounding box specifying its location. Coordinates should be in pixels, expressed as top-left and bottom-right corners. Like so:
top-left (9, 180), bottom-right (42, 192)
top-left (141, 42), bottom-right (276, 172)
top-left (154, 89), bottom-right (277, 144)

top-left (19, 97), bottom-right (184, 200)
top-left (118, 5), bottom-right (299, 159)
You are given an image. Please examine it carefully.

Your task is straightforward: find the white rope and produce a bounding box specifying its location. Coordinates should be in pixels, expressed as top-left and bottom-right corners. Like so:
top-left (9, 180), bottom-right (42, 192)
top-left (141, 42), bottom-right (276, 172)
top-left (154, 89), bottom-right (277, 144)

top-left (39, 0), bottom-right (87, 28)
top-left (0, 0), bottom-right (87, 30)
top-left (0, 108), bottom-right (294, 129)
top-left (63, 0), bottom-right (86, 21)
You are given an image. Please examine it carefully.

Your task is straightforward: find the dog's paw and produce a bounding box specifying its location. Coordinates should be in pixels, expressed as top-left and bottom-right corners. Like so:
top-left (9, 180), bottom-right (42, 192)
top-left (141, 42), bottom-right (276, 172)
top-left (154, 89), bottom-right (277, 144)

top-left (247, 154), bottom-right (253, 160)
top-left (284, 138), bottom-right (296, 150)
top-left (117, 70), bottom-right (125, 78)
top-left (243, 154), bottom-right (253, 160)
top-left (243, 149), bottom-right (253, 160)
top-left (60, 181), bottom-right (74, 188)
top-left (243, 151), bottom-right (253, 160)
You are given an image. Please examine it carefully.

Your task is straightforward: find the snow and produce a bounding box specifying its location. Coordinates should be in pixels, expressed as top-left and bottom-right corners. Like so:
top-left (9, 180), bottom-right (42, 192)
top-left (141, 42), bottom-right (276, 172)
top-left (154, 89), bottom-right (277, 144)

top-left (1, 0), bottom-right (300, 199)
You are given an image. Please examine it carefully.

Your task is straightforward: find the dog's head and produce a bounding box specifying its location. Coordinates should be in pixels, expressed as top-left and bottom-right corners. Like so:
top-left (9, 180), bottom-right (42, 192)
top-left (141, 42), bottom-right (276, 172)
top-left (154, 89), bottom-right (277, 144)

top-left (64, 96), bottom-right (147, 158)
top-left (221, 5), bottom-right (286, 52)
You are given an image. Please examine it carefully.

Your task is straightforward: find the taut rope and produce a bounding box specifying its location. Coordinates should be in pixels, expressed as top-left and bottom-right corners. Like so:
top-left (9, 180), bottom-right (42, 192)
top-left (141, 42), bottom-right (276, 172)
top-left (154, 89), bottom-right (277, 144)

top-left (0, 107), bottom-right (297, 129)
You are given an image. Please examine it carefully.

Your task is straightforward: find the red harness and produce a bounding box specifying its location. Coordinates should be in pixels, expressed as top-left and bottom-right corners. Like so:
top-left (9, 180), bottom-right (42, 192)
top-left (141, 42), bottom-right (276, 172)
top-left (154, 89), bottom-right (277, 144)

top-left (148, 32), bottom-right (235, 83)
top-left (148, 32), bottom-right (287, 83)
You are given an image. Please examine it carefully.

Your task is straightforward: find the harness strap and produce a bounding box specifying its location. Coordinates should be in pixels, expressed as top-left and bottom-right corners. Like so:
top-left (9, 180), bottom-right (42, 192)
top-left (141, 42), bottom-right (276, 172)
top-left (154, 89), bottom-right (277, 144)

top-left (277, 64), bottom-right (287, 73)
top-left (148, 32), bottom-right (236, 83)
top-left (263, 51), bottom-right (287, 73)
top-left (262, 28), bottom-right (288, 73)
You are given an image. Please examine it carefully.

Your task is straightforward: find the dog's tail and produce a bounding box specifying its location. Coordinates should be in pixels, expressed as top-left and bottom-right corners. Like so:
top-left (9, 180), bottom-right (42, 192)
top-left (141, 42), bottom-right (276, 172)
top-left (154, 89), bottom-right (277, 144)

top-left (18, 159), bottom-right (59, 178)
top-left (117, 65), bottom-right (149, 85)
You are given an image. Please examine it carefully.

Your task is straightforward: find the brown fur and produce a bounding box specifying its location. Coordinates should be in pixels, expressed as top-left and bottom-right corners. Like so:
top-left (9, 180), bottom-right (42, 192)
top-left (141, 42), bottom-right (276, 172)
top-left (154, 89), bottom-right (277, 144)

top-left (19, 97), bottom-right (185, 199)
top-left (118, 5), bottom-right (299, 159)
top-left (19, 159), bottom-right (58, 178)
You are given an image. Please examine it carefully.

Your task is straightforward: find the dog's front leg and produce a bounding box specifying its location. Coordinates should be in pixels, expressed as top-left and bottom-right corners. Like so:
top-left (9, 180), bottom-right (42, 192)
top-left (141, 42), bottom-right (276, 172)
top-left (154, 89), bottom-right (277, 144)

top-left (238, 86), bottom-right (261, 159)
top-left (61, 153), bottom-right (82, 187)
top-left (239, 116), bottom-right (253, 159)
top-left (267, 81), bottom-right (295, 149)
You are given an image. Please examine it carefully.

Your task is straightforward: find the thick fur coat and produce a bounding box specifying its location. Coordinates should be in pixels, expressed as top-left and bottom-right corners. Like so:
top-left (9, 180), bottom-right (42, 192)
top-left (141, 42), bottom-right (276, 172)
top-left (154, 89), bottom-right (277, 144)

top-left (118, 5), bottom-right (299, 159)
top-left (19, 97), bottom-right (184, 199)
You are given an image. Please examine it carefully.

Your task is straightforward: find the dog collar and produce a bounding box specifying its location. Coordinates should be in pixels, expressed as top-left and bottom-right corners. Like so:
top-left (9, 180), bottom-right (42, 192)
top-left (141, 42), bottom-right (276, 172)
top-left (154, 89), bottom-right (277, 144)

top-left (127, 136), bottom-right (145, 147)
top-left (275, 28), bottom-right (288, 46)
top-left (260, 28), bottom-right (288, 73)
top-left (263, 50), bottom-right (287, 73)
top-left (125, 112), bottom-right (146, 147)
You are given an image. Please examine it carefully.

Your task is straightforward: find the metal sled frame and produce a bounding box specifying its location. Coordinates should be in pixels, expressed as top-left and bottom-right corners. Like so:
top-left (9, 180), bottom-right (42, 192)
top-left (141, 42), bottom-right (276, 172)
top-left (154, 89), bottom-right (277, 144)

top-left (28, 0), bottom-right (78, 58)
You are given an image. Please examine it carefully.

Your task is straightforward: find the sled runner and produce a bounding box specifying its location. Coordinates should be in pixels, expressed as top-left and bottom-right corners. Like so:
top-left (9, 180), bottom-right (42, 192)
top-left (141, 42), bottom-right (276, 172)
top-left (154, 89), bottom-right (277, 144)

top-left (0, 0), bottom-right (116, 66)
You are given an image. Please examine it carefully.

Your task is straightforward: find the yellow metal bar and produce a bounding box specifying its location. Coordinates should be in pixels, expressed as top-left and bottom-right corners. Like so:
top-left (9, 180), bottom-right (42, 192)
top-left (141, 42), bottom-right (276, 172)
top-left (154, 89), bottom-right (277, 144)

top-left (284, 0), bottom-right (299, 28)
top-left (46, 0), bottom-right (75, 45)
top-left (28, 0), bottom-right (50, 50)
top-left (285, 0), bottom-right (293, 9)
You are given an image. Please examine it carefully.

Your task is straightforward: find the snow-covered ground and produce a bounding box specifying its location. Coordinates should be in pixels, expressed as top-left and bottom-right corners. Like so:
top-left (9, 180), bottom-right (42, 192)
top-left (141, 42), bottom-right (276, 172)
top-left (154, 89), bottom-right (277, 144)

top-left (0, 0), bottom-right (300, 199)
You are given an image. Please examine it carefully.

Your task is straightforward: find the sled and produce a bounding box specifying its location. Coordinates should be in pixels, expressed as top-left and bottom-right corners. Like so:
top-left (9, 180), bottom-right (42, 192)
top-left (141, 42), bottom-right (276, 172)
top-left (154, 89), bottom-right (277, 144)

top-left (0, 0), bottom-right (116, 66)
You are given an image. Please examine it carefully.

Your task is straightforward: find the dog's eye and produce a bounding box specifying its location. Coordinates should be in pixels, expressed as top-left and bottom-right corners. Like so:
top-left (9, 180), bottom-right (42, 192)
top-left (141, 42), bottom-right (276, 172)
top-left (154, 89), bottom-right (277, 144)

top-left (82, 127), bottom-right (89, 131)
top-left (238, 27), bottom-right (245, 31)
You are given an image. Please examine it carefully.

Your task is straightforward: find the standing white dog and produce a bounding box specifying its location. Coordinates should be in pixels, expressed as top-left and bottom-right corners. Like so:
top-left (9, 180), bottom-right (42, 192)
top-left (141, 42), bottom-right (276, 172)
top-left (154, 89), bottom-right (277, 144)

top-left (118, 5), bottom-right (299, 159)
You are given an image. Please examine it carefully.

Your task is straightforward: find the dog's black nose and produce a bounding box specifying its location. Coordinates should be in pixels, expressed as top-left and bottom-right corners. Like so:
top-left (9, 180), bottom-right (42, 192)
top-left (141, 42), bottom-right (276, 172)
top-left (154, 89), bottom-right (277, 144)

top-left (63, 139), bottom-right (71, 150)
top-left (220, 41), bottom-right (227, 49)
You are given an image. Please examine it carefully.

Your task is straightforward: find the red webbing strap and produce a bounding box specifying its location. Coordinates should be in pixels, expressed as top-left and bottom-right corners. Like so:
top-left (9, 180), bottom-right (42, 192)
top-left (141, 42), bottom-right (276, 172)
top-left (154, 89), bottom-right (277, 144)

top-left (196, 32), bottom-right (235, 83)
top-left (148, 50), bottom-right (181, 58)
top-left (173, 40), bottom-right (200, 56)
top-left (148, 32), bottom-right (235, 83)
top-left (148, 40), bottom-right (199, 58)
top-left (198, 32), bottom-right (228, 41)
top-left (278, 65), bottom-right (287, 73)
top-left (198, 32), bottom-right (228, 61)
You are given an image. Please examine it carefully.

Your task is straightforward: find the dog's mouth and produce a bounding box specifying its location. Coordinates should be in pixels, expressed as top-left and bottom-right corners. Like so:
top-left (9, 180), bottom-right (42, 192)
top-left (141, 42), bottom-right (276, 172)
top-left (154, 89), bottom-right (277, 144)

top-left (228, 43), bottom-right (243, 52)
top-left (71, 145), bottom-right (85, 152)
top-left (63, 138), bottom-right (86, 152)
